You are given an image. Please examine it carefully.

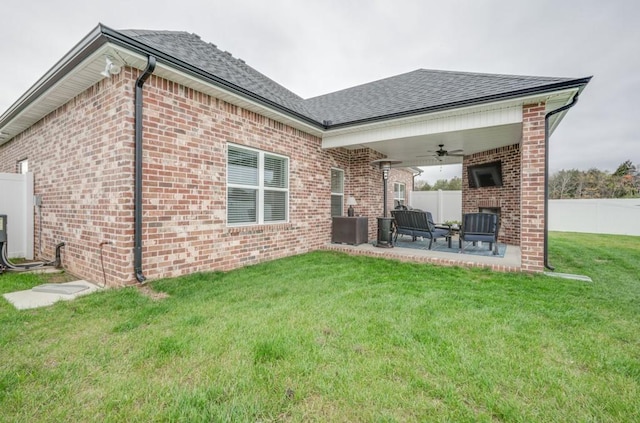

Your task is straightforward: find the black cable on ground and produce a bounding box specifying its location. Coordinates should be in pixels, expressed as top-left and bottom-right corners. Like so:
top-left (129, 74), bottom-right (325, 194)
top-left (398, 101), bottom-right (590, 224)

top-left (99, 241), bottom-right (112, 288)
top-left (0, 241), bottom-right (52, 272)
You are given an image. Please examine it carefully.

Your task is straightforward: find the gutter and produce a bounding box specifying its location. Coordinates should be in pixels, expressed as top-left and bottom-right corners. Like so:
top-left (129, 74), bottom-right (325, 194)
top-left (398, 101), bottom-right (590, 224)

top-left (318, 78), bottom-right (593, 130)
top-left (543, 93), bottom-right (581, 271)
top-left (134, 56), bottom-right (156, 283)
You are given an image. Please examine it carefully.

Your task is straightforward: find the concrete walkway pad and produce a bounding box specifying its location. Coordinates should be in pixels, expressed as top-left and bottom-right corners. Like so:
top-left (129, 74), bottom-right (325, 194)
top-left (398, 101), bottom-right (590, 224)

top-left (3, 280), bottom-right (101, 310)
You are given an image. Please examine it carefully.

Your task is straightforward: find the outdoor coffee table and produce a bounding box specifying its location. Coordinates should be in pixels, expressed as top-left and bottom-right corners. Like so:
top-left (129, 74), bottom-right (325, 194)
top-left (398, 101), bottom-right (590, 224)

top-left (435, 224), bottom-right (458, 248)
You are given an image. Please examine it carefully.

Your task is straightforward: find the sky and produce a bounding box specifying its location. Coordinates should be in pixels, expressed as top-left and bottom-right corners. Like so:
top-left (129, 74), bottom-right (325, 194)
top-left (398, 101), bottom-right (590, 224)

top-left (1, 0), bottom-right (638, 184)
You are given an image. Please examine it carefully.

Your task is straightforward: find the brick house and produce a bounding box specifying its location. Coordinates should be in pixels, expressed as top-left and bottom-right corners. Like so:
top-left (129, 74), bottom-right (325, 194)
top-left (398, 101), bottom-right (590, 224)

top-left (0, 24), bottom-right (590, 285)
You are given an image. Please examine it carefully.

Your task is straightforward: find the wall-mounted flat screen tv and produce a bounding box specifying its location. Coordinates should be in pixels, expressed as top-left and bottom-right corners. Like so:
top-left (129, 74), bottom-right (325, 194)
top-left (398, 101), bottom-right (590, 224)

top-left (468, 161), bottom-right (503, 188)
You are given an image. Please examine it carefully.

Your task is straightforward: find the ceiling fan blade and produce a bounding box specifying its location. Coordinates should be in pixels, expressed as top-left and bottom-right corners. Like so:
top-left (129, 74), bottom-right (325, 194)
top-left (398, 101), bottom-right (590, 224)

top-left (448, 149), bottom-right (464, 154)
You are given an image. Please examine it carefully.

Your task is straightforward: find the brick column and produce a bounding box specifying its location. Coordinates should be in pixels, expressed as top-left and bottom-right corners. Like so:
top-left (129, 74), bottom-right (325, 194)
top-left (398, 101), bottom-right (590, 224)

top-left (348, 148), bottom-right (386, 240)
top-left (520, 103), bottom-right (546, 272)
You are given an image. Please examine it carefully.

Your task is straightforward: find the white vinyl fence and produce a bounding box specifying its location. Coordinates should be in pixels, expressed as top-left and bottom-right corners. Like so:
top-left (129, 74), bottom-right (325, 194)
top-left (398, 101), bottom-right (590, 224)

top-left (410, 190), bottom-right (462, 223)
top-left (0, 172), bottom-right (34, 258)
top-left (549, 199), bottom-right (640, 236)
top-left (410, 190), bottom-right (640, 236)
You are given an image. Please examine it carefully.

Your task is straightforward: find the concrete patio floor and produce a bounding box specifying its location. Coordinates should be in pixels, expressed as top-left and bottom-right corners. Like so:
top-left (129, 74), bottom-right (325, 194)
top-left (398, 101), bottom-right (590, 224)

top-left (323, 239), bottom-right (522, 272)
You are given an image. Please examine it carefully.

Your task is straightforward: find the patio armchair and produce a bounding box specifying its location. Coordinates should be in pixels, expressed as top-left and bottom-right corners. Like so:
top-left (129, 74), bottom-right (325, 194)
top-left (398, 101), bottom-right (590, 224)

top-left (459, 212), bottom-right (499, 255)
top-left (390, 209), bottom-right (450, 249)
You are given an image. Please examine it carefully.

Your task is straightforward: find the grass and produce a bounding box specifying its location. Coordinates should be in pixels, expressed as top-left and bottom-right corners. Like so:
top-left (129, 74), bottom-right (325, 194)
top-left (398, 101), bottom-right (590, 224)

top-left (0, 232), bottom-right (638, 422)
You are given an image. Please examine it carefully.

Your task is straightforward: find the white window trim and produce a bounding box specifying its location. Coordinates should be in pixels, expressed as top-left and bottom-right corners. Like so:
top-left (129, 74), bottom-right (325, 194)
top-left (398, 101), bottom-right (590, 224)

top-left (17, 158), bottom-right (28, 174)
top-left (331, 168), bottom-right (345, 217)
top-left (227, 144), bottom-right (289, 226)
top-left (394, 182), bottom-right (406, 205)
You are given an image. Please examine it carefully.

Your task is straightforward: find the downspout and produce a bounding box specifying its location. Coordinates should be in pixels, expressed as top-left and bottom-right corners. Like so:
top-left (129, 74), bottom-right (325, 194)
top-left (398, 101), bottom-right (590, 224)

top-left (543, 93), bottom-right (580, 271)
top-left (134, 56), bottom-right (156, 283)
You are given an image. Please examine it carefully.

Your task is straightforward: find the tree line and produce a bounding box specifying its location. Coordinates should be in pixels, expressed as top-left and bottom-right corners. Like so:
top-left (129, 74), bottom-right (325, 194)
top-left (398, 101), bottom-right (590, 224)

top-left (415, 160), bottom-right (639, 199)
top-left (415, 176), bottom-right (462, 191)
top-left (549, 160), bottom-right (639, 199)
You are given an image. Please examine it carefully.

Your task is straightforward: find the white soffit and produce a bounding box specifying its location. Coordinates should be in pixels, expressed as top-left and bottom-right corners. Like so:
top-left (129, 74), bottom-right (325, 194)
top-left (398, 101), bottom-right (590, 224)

top-left (545, 90), bottom-right (579, 135)
top-left (0, 45), bottom-right (115, 144)
top-left (320, 87), bottom-right (579, 151)
top-left (321, 103), bottom-right (523, 149)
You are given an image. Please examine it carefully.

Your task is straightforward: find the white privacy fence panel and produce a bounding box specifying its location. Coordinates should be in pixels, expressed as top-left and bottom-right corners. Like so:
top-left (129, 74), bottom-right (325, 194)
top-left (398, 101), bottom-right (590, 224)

top-left (549, 199), bottom-right (640, 236)
top-left (410, 192), bottom-right (640, 236)
top-left (410, 190), bottom-right (462, 223)
top-left (0, 172), bottom-right (34, 258)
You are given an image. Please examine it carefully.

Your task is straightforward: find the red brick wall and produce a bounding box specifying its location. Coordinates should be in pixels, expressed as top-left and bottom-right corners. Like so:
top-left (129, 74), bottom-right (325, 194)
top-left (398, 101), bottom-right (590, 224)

top-left (343, 149), bottom-right (413, 239)
top-left (462, 144), bottom-right (521, 245)
top-left (520, 102), bottom-right (547, 272)
top-left (134, 75), bottom-right (359, 281)
top-left (0, 71), bottom-right (135, 284)
top-left (1, 69), bottom-right (411, 285)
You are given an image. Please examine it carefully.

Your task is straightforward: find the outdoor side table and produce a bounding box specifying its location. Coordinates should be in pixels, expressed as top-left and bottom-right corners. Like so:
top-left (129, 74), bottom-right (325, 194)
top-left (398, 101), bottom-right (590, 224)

top-left (332, 216), bottom-right (368, 245)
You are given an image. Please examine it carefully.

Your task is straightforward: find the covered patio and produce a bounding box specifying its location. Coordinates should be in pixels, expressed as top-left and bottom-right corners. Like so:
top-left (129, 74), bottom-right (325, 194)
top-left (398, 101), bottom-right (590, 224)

top-left (319, 71), bottom-right (591, 272)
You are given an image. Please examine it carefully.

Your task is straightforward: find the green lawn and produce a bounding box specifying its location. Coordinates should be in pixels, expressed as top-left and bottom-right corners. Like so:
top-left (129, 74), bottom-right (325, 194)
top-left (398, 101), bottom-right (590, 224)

top-left (1, 232), bottom-right (639, 422)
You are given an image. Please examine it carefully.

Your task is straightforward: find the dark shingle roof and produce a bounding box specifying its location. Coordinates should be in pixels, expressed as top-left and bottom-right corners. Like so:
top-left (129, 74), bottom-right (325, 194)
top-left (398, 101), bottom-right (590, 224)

top-left (304, 69), bottom-right (583, 126)
top-left (116, 28), bottom-right (589, 128)
top-left (119, 29), bottom-right (316, 118)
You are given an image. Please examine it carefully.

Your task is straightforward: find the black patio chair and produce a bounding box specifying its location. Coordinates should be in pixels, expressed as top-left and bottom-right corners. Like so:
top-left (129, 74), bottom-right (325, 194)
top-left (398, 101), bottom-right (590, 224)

top-left (459, 212), bottom-right (499, 255)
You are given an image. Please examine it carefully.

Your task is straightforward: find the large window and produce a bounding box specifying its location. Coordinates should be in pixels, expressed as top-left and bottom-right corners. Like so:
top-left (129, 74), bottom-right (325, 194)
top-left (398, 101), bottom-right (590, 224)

top-left (394, 182), bottom-right (406, 207)
top-left (331, 168), bottom-right (344, 217)
top-left (227, 145), bottom-right (289, 225)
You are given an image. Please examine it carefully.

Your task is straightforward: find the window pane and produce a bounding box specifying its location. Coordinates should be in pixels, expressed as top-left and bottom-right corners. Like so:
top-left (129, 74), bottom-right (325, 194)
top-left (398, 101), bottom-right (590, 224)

top-left (394, 183), bottom-right (405, 199)
top-left (264, 155), bottom-right (287, 188)
top-left (331, 194), bottom-right (343, 217)
top-left (228, 147), bottom-right (258, 186)
top-left (331, 169), bottom-right (344, 194)
top-left (228, 188), bottom-right (257, 224)
top-left (264, 190), bottom-right (287, 222)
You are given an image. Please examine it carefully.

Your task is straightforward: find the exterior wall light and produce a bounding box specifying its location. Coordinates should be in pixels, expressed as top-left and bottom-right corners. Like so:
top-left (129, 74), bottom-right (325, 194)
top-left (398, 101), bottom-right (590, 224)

top-left (101, 56), bottom-right (122, 78)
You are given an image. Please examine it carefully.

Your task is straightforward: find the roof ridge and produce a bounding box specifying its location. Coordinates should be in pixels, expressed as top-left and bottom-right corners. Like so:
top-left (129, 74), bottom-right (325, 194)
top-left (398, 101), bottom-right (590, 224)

top-left (119, 29), bottom-right (193, 37)
top-left (415, 68), bottom-right (576, 81)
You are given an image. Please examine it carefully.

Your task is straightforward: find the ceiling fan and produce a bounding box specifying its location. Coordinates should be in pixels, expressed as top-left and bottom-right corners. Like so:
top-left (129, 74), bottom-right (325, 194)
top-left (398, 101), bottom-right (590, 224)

top-left (419, 144), bottom-right (464, 160)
